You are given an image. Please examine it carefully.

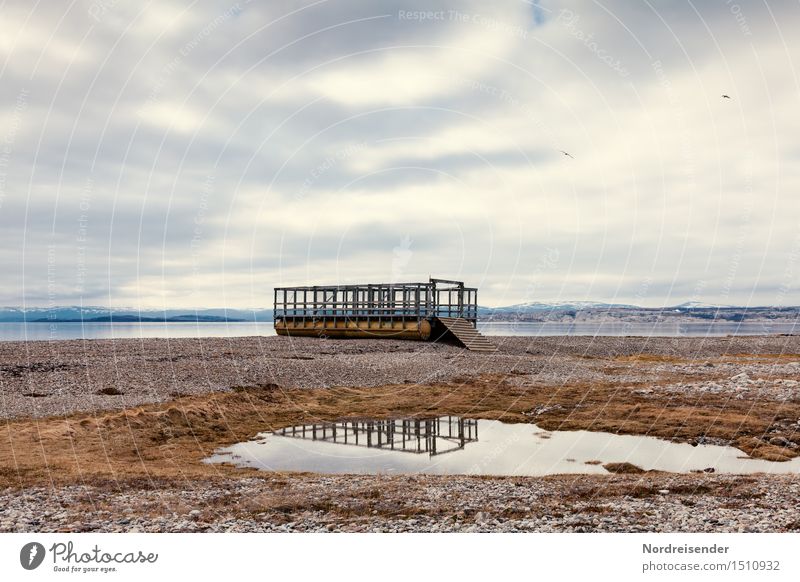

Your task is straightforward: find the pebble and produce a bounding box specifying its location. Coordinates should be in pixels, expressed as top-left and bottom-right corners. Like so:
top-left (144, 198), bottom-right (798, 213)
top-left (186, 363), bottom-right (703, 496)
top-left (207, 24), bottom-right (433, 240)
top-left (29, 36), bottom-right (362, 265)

top-left (2, 335), bottom-right (798, 419)
top-left (1, 335), bottom-right (798, 532)
top-left (1, 473), bottom-right (799, 533)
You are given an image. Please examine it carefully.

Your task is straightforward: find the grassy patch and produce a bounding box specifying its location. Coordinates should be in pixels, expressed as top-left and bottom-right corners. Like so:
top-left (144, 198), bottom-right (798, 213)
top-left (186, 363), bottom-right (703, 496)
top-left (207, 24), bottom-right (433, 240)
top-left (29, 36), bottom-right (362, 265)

top-left (1, 368), bottom-right (799, 489)
top-left (603, 462), bottom-right (645, 474)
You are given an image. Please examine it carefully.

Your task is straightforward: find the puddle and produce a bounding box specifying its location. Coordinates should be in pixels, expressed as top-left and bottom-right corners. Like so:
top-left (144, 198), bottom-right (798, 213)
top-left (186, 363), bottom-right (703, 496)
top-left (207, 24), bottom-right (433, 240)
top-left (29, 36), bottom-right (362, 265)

top-left (206, 416), bottom-right (800, 476)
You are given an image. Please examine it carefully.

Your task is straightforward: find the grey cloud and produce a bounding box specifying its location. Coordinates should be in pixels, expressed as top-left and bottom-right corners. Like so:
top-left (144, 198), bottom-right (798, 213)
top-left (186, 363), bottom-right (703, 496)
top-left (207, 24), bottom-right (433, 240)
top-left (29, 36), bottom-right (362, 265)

top-left (1, 0), bottom-right (798, 307)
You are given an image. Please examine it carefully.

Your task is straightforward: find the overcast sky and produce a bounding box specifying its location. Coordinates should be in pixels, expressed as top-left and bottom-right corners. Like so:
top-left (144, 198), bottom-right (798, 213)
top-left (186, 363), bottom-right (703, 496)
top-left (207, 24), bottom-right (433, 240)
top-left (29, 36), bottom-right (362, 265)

top-left (1, 0), bottom-right (798, 308)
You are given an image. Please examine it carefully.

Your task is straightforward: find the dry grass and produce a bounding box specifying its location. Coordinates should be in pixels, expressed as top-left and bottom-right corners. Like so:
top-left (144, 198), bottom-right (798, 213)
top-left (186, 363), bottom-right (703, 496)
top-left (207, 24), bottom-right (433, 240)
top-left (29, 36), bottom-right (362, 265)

top-left (0, 370), bottom-right (798, 489)
top-left (614, 354), bottom-right (686, 363)
top-left (603, 462), bottom-right (645, 474)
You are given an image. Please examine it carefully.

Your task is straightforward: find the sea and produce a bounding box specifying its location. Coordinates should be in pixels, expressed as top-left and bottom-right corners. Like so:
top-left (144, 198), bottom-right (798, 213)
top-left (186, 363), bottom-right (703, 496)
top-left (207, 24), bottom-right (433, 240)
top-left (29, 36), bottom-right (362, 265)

top-left (0, 321), bottom-right (797, 341)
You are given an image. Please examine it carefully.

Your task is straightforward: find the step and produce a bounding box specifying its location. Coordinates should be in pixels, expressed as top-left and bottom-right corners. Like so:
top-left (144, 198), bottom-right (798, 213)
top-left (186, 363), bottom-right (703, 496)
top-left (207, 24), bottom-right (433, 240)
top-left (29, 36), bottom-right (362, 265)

top-left (435, 317), bottom-right (497, 353)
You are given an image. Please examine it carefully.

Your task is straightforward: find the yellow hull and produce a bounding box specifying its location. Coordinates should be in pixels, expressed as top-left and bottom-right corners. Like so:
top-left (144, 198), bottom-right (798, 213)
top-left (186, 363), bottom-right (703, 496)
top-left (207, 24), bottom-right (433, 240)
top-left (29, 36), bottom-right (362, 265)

top-left (274, 318), bottom-right (432, 341)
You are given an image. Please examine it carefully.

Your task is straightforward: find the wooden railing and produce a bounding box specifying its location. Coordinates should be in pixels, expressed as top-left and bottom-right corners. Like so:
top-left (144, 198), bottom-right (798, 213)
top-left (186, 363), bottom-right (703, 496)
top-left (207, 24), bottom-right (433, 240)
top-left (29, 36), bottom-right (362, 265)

top-left (273, 278), bottom-right (478, 324)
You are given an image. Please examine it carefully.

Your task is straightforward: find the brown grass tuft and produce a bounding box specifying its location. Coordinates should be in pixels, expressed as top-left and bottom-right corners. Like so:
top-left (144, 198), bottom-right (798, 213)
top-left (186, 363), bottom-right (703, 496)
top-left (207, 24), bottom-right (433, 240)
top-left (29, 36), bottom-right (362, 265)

top-left (603, 462), bottom-right (645, 474)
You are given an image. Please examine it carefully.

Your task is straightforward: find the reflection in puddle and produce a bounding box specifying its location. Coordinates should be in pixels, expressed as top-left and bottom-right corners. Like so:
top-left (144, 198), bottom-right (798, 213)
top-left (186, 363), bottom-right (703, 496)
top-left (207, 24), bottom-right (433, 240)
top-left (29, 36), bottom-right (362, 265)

top-left (274, 417), bottom-right (478, 458)
top-left (206, 417), bottom-right (800, 476)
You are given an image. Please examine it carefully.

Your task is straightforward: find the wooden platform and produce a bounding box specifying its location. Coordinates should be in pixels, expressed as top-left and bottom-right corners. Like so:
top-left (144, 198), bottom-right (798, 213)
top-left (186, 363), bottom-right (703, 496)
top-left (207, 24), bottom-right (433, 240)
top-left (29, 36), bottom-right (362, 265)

top-left (274, 278), bottom-right (488, 350)
top-left (274, 317), bottom-right (431, 340)
top-left (436, 317), bottom-right (497, 353)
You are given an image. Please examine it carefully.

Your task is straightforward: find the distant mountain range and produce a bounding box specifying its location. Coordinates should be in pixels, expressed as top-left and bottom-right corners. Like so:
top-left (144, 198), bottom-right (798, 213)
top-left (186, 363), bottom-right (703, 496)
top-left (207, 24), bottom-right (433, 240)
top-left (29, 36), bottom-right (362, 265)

top-left (0, 307), bottom-right (273, 323)
top-left (34, 315), bottom-right (245, 323)
top-left (0, 302), bottom-right (797, 323)
top-left (484, 300), bottom-right (638, 312)
top-left (479, 301), bottom-right (800, 323)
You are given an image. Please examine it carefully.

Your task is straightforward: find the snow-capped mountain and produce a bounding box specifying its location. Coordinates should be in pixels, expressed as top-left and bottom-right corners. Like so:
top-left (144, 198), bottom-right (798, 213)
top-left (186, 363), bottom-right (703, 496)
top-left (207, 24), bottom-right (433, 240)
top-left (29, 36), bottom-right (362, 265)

top-left (671, 301), bottom-right (736, 310)
top-left (491, 300), bottom-right (639, 312)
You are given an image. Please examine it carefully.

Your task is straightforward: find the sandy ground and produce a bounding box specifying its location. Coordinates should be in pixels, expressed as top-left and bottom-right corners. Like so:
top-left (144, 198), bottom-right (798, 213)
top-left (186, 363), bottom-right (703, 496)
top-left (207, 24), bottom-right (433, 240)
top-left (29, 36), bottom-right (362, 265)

top-left (1, 334), bottom-right (799, 532)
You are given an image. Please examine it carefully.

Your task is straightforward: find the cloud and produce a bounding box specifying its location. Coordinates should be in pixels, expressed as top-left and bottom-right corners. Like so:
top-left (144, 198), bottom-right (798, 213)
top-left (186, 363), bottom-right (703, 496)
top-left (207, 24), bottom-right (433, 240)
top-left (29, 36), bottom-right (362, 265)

top-left (0, 0), bottom-right (798, 308)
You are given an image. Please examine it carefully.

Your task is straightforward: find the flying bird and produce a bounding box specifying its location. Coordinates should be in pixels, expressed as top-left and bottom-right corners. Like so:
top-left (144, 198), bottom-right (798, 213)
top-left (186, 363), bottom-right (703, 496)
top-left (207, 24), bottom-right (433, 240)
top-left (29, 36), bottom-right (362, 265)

top-left (722, 94), bottom-right (731, 99)
top-left (559, 150), bottom-right (574, 159)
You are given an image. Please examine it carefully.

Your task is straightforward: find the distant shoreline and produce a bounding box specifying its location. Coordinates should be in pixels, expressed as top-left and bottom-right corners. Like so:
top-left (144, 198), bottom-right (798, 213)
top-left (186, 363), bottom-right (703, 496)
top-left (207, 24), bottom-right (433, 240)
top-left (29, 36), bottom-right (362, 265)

top-left (30, 315), bottom-right (246, 323)
top-left (1, 305), bottom-right (799, 324)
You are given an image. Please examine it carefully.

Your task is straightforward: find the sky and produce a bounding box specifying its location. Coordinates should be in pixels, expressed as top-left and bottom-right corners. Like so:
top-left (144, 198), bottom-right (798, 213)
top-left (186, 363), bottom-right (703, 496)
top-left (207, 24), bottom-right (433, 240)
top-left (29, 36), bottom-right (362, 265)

top-left (0, 0), bottom-right (798, 309)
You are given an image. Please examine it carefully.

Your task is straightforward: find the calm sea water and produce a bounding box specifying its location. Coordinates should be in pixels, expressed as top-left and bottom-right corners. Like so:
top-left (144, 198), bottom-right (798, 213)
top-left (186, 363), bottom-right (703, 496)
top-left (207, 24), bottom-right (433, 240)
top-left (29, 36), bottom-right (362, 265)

top-left (0, 320), bottom-right (797, 341)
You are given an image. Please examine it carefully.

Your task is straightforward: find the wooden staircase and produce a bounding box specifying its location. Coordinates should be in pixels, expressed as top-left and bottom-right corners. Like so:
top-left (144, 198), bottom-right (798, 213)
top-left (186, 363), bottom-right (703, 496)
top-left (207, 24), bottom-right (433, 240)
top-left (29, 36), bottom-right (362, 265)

top-left (435, 317), bottom-right (497, 353)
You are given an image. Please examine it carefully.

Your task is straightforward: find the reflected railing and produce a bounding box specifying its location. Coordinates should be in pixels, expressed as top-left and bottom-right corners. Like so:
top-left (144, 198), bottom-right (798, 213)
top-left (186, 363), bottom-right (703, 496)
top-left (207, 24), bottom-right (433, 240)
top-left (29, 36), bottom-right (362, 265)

top-left (275, 416), bottom-right (478, 458)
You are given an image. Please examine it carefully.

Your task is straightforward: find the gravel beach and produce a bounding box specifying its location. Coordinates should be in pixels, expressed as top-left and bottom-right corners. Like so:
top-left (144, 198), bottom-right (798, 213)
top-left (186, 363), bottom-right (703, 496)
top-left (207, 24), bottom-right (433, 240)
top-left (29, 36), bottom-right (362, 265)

top-left (1, 334), bottom-right (799, 419)
top-left (1, 334), bottom-right (799, 533)
top-left (2, 473), bottom-right (799, 533)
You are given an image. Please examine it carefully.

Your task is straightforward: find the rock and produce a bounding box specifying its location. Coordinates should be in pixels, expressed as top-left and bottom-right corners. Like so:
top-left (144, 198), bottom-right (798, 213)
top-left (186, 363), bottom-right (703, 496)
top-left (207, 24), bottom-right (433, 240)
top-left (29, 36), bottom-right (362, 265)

top-left (769, 436), bottom-right (790, 447)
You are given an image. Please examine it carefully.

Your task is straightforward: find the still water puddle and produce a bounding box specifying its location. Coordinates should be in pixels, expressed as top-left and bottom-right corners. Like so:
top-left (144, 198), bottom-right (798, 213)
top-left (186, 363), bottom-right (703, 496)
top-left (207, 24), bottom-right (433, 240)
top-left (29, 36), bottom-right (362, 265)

top-left (206, 416), bottom-right (800, 476)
